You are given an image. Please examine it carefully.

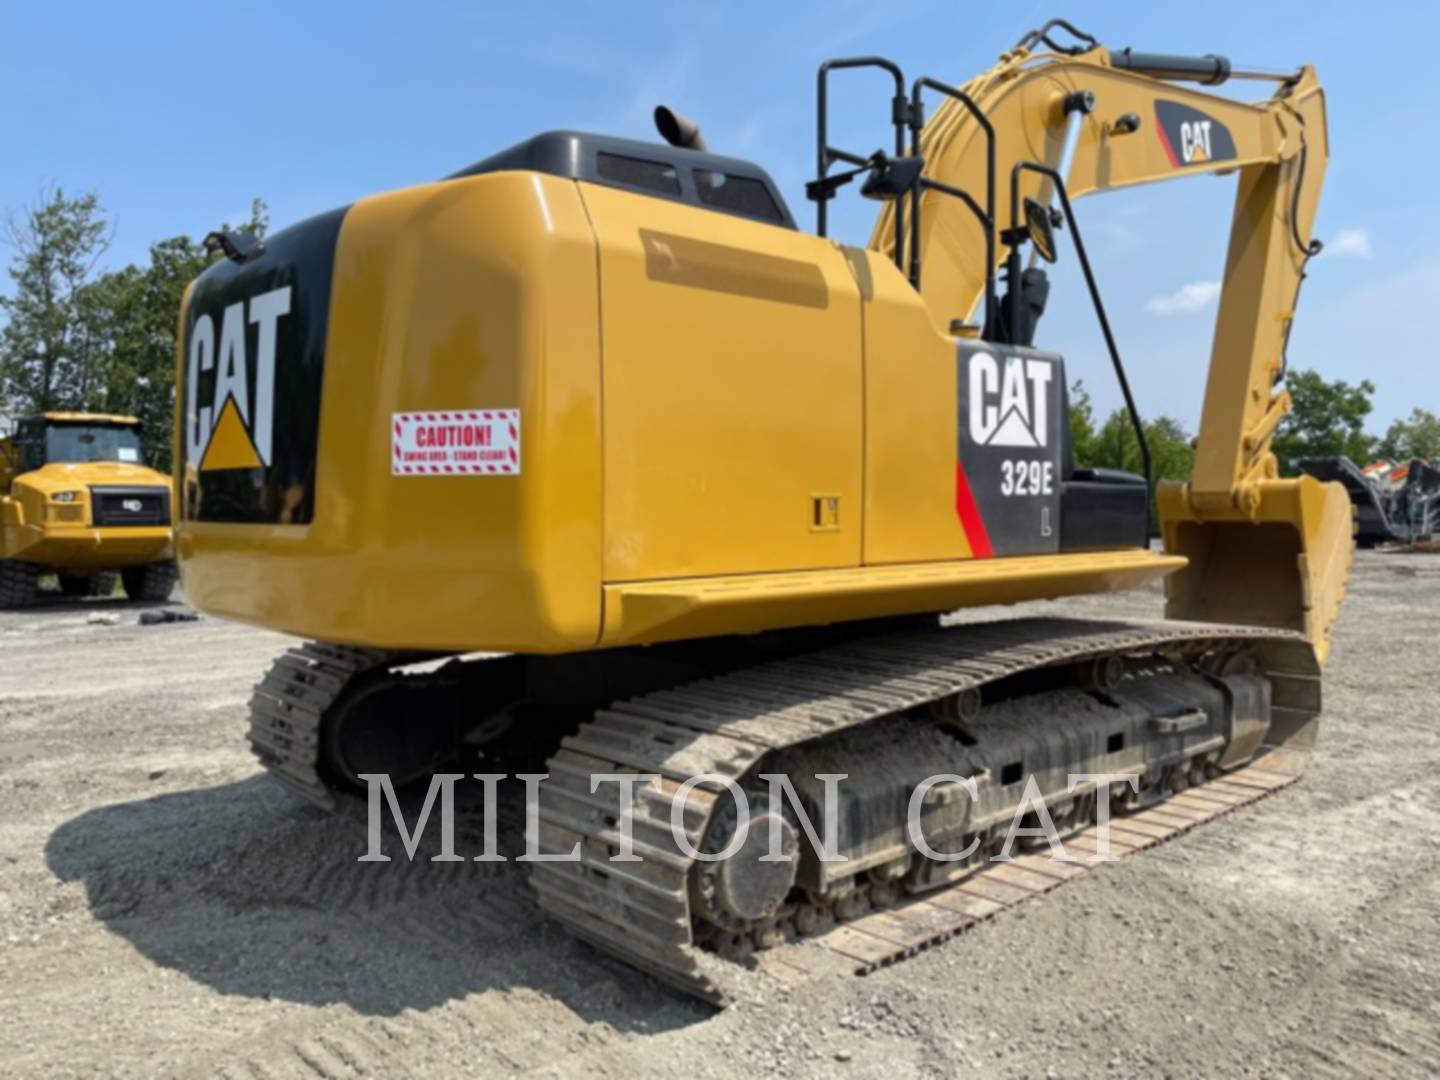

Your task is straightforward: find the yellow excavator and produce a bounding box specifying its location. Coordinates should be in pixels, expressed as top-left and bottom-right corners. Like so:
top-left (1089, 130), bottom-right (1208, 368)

top-left (176, 19), bottom-right (1352, 1000)
top-left (1, 412), bottom-right (177, 605)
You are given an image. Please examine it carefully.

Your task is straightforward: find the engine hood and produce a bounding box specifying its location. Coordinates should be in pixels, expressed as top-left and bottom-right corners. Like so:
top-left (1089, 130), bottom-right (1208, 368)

top-left (17, 461), bottom-right (172, 494)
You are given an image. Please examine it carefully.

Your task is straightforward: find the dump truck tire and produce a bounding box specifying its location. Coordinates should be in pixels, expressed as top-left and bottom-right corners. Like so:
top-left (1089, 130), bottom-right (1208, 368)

top-left (0, 560), bottom-right (40, 609)
top-left (121, 561), bottom-right (178, 602)
top-left (59, 572), bottom-right (118, 598)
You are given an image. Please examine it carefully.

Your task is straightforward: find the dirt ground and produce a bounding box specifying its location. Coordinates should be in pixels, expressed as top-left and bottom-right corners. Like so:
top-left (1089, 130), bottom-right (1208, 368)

top-left (2, 550), bottom-right (1437, 1078)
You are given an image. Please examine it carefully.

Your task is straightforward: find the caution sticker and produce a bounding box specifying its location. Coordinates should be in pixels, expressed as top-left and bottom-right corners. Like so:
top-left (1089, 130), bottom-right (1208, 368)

top-left (391, 410), bottom-right (520, 475)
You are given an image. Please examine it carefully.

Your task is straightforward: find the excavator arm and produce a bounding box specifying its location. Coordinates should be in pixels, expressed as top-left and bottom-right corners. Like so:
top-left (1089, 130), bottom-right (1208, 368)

top-left (864, 25), bottom-right (1351, 660)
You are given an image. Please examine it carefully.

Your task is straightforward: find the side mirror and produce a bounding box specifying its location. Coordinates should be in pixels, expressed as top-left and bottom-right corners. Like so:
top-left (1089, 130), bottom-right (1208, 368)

top-left (860, 155), bottom-right (925, 201)
top-left (1023, 197), bottom-right (1058, 263)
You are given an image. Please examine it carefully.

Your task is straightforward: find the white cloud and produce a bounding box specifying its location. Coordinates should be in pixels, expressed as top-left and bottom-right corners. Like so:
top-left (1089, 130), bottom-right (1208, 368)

top-left (1327, 227), bottom-right (1374, 259)
top-left (1146, 280), bottom-right (1222, 315)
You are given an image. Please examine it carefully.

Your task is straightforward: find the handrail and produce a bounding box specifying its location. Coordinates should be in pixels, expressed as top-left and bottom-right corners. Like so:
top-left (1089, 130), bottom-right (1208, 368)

top-left (907, 76), bottom-right (996, 337)
top-left (1009, 161), bottom-right (1152, 530)
top-left (1013, 18), bottom-right (1098, 56)
top-left (814, 57), bottom-right (907, 270)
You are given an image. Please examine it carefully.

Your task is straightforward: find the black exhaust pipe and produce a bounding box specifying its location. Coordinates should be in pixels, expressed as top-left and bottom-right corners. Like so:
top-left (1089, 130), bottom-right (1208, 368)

top-left (654, 106), bottom-right (707, 151)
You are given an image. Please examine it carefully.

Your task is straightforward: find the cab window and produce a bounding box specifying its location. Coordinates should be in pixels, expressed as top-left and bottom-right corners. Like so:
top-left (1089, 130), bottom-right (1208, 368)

top-left (596, 153), bottom-right (681, 196)
top-left (692, 169), bottom-right (785, 224)
top-left (14, 419), bottom-right (45, 471)
top-left (43, 423), bottom-right (144, 465)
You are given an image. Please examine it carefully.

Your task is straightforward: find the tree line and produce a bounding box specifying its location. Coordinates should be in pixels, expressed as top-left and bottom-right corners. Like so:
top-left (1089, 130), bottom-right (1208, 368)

top-left (2, 187), bottom-right (1436, 479)
top-left (1070, 370), bottom-right (1440, 506)
top-left (0, 187), bottom-right (266, 470)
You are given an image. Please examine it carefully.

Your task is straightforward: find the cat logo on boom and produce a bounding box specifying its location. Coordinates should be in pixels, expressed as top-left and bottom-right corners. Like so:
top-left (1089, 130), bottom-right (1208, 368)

top-left (1179, 119), bottom-right (1213, 163)
top-left (1154, 100), bottom-right (1237, 169)
top-left (184, 286), bottom-right (291, 472)
top-left (968, 351), bottom-right (1054, 449)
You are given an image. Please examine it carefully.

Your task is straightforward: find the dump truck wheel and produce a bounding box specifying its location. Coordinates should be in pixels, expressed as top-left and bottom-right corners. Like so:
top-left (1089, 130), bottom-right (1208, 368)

top-left (121, 561), bottom-right (178, 602)
top-left (0, 560), bottom-right (40, 608)
top-left (59, 572), bottom-right (118, 598)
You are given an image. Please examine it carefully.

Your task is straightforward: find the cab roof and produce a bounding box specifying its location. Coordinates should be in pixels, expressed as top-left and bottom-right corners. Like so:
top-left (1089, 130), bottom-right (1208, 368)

top-left (37, 411), bottom-right (140, 425)
top-left (447, 130), bottom-right (797, 230)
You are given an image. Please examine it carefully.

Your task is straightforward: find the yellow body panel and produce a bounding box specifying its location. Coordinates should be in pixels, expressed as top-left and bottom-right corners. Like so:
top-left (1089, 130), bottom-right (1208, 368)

top-left (583, 183), bottom-right (864, 580)
top-left (600, 549), bottom-right (1182, 648)
top-left (177, 172), bottom-right (605, 652)
top-left (1, 461), bottom-right (172, 570)
top-left (853, 249), bottom-right (973, 564)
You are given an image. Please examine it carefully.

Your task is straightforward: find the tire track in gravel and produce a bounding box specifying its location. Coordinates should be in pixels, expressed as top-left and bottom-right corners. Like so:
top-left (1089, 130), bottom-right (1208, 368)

top-left (49, 771), bottom-right (708, 1079)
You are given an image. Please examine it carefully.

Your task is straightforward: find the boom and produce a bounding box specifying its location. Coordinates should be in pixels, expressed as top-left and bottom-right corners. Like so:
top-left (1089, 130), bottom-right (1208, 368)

top-left (863, 27), bottom-right (1350, 658)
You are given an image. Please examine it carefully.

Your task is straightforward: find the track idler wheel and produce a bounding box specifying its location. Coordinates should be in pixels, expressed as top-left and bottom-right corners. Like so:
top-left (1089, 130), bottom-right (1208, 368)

top-left (321, 673), bottom-right (465, 789)
top-left (690, 790), bottom-right (800, 935)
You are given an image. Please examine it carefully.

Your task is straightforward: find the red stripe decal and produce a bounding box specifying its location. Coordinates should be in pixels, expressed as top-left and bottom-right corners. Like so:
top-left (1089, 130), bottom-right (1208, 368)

top-left (954, 461), bottom-right (994, 558)
top-left (1156, 115), bottom-right (1180, 168)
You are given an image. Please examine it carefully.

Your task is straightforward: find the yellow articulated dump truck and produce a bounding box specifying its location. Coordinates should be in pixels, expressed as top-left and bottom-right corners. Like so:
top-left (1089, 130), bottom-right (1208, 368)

top-left (0, 412), bottom-right (177, 606)
top-left (178, 18), bottom-right (1353, 1001)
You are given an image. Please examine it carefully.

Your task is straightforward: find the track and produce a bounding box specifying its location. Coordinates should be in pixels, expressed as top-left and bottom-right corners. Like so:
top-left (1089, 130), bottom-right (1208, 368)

top-left (245, 616), bottom-right (1320, 1006)
top-left (247, 640), bottom-right (426, 810)
top-left (529, 616), bottom-right (1318, 1002)
top-left (766, 745), bottom-right (1309, 986)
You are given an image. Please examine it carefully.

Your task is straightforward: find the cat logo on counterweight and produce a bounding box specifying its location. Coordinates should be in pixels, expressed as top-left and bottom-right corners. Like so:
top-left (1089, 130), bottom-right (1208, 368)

top-left (968, 351), bottom-right (1055, 449)
top-left (184, 286), bottom-right (292, 472)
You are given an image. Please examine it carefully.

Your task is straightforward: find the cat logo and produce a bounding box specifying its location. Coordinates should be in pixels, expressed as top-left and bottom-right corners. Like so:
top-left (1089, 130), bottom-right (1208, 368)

top-left (184, 285), bottom-right (292, 472)
top-left (1155, 100), bottom-right (1237, 169)
top-left (1179, 119), bottom-right (1213, 163)
top-left (968, 351), bottom-right (1053, 449)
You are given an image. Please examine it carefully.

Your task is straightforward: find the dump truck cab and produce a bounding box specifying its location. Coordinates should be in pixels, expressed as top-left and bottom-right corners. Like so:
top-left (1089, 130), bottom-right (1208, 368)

top-left (0, 412), bottom-right (178, 605)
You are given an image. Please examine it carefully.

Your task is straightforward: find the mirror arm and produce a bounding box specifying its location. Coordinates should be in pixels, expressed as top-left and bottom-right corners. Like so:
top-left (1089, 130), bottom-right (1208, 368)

top-left (804, 153), bottom-right (881, 202)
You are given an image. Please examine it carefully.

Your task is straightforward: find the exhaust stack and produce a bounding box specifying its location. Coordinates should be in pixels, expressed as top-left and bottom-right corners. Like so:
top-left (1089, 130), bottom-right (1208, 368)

top-left (654, 106), bottom-right (707, 151)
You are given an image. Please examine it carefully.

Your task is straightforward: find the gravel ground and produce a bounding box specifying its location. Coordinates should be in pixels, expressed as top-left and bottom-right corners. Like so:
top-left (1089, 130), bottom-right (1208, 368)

top-left (1, 549), bottom-right (1437, 1078)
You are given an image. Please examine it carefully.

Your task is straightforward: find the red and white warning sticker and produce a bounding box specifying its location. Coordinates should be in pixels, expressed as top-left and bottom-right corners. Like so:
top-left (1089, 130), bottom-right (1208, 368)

top-left (391, 410), bottom-right (520, 475)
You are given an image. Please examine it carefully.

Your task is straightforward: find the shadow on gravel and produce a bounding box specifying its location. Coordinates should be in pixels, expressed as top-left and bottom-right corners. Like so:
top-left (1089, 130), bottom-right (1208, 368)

top-left (45, 775), bottom-right (709, 1032)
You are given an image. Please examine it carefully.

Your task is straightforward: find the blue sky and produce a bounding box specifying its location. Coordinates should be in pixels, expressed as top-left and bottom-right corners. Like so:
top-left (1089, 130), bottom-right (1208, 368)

top-left (3, 1), bottom-right (1434, 434)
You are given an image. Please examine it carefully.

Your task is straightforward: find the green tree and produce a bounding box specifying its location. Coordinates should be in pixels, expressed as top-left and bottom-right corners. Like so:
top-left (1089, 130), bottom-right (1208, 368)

top-left (0, 186), bottom-right (112, 413)
top-left (1377, 408), bottom-right (1440, 462)
top-left (61, 199), bottom-right (269, 470)
top-left (1084, 408), bottom-right (1195, 532)
top-left (1271, 368), bottom-right (1376, 474)
top-left (1090, 410), bottom-right (1195, 483)
top-left (1068, 380), bottom-right (1098, 466)
top-left (76, 247), bottom-right (196, 470)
